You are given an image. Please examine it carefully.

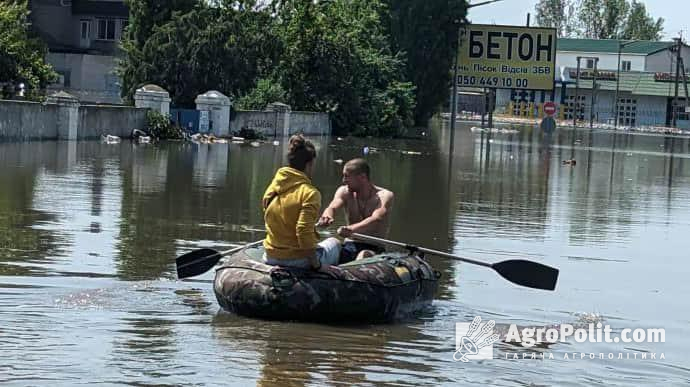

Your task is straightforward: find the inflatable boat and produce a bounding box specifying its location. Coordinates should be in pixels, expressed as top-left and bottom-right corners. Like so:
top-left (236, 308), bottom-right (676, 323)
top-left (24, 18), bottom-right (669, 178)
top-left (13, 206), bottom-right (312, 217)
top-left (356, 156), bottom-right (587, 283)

top-left (213, 246), bottom-right (440, 322)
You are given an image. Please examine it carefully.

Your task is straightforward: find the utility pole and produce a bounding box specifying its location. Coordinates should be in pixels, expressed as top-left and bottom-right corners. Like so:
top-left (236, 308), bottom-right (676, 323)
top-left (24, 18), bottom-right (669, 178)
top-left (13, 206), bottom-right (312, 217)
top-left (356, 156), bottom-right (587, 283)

top-left (488, 89), bottom-right (494, 128)
top-left (448, 0), bottom-right (505, 155)
top-left (614, 42), bottom-right (623, 128)
top-left (573, 57), bottom-right (582, 127)
top-left (481, 88), bottom-right (486, 128)
top-left (591, 58), bottom-right (599, 129)
top-left (673, 37), bottom-right (682, 128)
top-left (680, 58), bottom-right (690, 101)
top-left (449, 26), bottom-right (461, 156)
top-left (613, 41), bottom-right (637, 127)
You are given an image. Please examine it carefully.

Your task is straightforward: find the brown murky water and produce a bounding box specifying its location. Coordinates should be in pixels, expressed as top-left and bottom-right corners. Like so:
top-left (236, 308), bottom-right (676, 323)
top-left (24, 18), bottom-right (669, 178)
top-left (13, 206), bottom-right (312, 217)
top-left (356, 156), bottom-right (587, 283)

top-left (1, 121), bottom-right (689, 386)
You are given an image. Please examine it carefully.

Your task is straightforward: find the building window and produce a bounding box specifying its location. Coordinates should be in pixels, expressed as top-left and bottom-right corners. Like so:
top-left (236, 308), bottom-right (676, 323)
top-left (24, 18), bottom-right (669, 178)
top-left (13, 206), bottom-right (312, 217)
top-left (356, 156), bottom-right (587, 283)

top-left (622, 61), bottom-right (632, 72)
top-left (80, 20), bottom-right (90, 39)
top-left (564, 95), bottom-right (586, 121)
top-left (97, 18), bottom-right (116, 40)
top-left (586, 58), bottom-right (596, 69)
top-left (617, 98), bottom-right (637, 126)
top-left (673, 101), bottom-right (689, 121)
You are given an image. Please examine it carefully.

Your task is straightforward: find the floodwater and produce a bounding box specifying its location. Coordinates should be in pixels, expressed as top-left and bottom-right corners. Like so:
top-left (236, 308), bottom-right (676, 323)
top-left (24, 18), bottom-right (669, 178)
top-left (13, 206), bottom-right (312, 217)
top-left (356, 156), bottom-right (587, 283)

top-left (1, 122), bottom-right (689, 386)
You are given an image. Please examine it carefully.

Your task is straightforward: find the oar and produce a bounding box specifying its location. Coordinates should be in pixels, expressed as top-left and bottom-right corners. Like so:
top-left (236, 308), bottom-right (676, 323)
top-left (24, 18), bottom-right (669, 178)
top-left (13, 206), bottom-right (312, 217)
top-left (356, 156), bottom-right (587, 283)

top-left (176, 240), bottom-right (263, 279)
top-left (351, 233), bottom-right (559, 291)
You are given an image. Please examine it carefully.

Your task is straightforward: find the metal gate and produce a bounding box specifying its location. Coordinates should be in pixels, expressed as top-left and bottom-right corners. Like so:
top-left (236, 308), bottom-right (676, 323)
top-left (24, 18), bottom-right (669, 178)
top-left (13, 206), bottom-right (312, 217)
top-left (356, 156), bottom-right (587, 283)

top-left (171, 108), bottom-right (201, 133)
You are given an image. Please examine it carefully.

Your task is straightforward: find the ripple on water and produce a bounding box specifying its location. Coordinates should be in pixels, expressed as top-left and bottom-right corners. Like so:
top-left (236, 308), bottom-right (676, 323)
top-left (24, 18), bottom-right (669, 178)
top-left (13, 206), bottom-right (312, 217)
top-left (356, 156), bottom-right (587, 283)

top-left (1, 135), bottom-right (689, 385)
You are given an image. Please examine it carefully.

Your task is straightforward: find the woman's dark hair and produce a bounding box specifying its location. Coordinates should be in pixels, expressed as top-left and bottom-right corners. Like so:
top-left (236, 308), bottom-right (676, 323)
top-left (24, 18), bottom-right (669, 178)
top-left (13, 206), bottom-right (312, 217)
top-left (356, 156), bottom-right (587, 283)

top-left (287, 134), bottom-right (316, 171)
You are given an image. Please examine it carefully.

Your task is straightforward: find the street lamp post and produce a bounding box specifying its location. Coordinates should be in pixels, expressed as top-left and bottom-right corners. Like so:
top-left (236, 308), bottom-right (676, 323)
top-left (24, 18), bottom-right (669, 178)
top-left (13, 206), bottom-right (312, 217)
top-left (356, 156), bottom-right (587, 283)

top-left (449, 0), bottom-right (504, 155)
top-left (614, 40), bottom-right (636, 128)
top-left (614, 42), bottom-right (623, 128)
top-left (573, 56), bottom-right (600, 128)
top-left (673, 37), bottom-right (683, 128)
top-left (590, 57), bottom-right (599, 129)
top-left (449, 28), bottom-right (461, 156)
top-left (573, 57), bottom-right (582, 127)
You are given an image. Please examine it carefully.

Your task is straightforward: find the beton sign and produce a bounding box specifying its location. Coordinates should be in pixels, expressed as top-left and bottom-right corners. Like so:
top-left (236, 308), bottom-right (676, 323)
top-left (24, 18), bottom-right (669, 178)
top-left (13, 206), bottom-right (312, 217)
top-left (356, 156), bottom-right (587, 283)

top-left (457, 24), bottom-right (557, 90)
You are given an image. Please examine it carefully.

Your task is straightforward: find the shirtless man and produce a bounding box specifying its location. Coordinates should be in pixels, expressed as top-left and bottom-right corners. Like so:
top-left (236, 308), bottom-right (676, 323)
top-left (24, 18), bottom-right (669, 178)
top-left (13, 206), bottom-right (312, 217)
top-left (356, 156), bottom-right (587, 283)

top-left (319, 158), bottom-right (394, 263)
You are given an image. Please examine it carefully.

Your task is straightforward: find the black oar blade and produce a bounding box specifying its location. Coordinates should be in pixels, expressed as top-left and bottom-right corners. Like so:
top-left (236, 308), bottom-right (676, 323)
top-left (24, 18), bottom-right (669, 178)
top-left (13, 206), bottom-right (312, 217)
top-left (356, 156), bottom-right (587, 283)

top-left (492, 260), bottom-right (559, 291)
top-left (176, 248), bottom-right (222, 279)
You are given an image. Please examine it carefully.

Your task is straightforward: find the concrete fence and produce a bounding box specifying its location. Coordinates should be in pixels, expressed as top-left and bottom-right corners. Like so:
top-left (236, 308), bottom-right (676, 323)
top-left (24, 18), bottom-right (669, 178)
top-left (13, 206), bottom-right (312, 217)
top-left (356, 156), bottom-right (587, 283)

top-left (289, 111), bottom-right (331, 136)
top-left (231, 111), bottom-right (283, 137)
top-left (78, 105), bottom-right (147, 139)
top-left (0, 92), bottom-right (147, 141)
top-left (1, 85), bottom-right (331, 141)
top-left (0, 100), bottom-right (59, 141)
top-left (230, 110), bottom-right (331, 138)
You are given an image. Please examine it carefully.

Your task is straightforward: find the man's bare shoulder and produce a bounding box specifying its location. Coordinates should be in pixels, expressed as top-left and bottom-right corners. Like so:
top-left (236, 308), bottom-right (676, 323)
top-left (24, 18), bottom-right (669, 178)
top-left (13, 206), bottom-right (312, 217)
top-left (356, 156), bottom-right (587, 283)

top-left (374, 186), bottom-right (394, 200)
top-left (335, 185), bottom-right (351, 198)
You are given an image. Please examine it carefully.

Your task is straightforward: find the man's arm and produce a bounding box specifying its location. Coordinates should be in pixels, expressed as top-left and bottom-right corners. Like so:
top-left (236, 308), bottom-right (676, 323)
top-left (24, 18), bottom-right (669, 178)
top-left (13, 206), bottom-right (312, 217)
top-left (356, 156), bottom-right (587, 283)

top-left (319, 186), bottom-right (347, 226)
top-left (339, 190), bottom-right (393, 236)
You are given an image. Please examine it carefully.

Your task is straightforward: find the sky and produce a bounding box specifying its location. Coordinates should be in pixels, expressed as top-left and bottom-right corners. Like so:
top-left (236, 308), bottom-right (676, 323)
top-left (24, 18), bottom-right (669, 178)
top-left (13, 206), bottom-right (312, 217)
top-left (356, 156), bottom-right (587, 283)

top-left (467, 0), bottom-right (686, 41)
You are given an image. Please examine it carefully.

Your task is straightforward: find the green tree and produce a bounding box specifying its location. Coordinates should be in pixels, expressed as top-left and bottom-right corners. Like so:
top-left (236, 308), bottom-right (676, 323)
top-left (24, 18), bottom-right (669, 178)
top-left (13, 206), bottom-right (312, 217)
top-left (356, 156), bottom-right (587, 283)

top-left (119, 0), bottom-right (418, 136)
top-left (535, 0), bottom-right (579, 37)
top-left (119, 0), bottom-right (201, 102)
top-left (622, 1), bottom-right (664, 41)
top-left (235, 78), bottom-right (287, 110)
top-left (0, 0), bottom-right (56, 96)
top-left (579, 0), bottom-right (629, 39)
top-left (382, 0), bottom-right (468, 126)
top-left (540, 0), bottom-right (665, 40)
top-left (119, 0), bottom-right (280, 106)
top-left (275, 0), bottom-right (415, 137)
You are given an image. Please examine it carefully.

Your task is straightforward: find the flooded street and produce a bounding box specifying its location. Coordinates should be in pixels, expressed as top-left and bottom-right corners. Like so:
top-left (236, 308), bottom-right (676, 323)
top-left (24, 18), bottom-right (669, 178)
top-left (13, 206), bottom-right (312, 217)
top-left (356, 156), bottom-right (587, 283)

top-left (1, 122), bottom-right (689, 386)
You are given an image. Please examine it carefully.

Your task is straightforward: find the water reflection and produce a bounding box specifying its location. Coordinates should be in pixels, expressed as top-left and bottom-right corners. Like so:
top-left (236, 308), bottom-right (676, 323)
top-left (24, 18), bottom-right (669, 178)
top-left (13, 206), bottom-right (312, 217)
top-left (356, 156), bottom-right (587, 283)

top-left (0, 144), bottom-right (63, 276)
top-left (210, 313), bottom-right (446, 387)
top-left (1, 123), bottom-right (690, 385)
top-left (110, 315), bottom-right (177, 380)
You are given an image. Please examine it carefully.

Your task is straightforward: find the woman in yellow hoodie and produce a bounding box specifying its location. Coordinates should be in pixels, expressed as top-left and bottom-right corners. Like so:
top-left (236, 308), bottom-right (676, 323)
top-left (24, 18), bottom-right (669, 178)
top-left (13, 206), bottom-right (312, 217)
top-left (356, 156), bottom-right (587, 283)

top-left (262, 135), bottom-right (340, 270)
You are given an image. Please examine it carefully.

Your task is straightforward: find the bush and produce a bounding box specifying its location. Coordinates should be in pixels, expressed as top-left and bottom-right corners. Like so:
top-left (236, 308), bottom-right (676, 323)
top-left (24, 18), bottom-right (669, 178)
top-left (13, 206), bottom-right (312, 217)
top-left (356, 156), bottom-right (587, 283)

top-left (236, 127), bottom-right (266, 140)
top-left (145, 110), bottom-right (184, 139)
top-left (235, 78), bottom-right (287, 111)
top-left (372, 81), bottom-right (416, 138)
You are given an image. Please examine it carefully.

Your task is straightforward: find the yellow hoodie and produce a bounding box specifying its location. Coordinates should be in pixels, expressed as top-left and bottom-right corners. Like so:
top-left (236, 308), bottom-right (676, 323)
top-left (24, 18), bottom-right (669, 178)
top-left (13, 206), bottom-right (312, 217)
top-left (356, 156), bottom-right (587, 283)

top-left (262, 167), bottom-right (321, 259)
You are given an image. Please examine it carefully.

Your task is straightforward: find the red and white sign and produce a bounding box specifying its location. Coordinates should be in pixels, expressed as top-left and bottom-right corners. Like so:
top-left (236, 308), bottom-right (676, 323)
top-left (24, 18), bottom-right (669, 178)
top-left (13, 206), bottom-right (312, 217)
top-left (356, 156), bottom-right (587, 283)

top-left (543, 102), bottom-right (557, 116)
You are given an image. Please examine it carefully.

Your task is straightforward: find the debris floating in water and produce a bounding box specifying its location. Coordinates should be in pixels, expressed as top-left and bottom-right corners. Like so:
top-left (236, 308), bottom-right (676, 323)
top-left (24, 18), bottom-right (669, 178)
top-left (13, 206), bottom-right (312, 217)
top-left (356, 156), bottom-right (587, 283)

top-left (190, 133), bottom-right (227, 144)
top-left (470, 126), bottom-right (519, 134)
top-left (101, 134), bottom-right (121, 144)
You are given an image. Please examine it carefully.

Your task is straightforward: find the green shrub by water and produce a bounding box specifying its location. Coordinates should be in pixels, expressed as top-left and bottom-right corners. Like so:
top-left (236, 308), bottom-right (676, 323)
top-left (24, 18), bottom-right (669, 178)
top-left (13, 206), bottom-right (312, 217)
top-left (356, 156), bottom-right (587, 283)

top-left (145, 110), bottom-right (184, 140)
